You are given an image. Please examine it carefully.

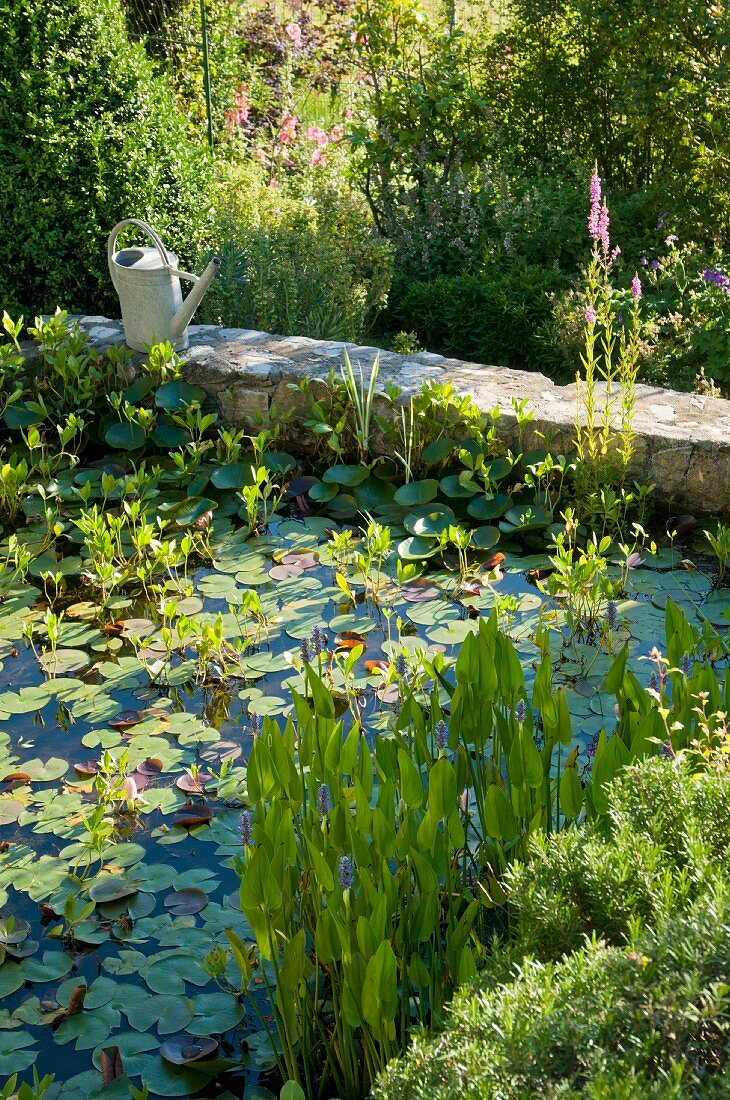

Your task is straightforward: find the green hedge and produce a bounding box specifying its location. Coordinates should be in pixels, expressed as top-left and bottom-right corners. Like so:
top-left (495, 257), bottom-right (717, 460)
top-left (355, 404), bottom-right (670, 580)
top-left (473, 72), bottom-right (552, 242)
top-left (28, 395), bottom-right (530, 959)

top-left (0, 0), bottom-right (214, 316)
top-left (391, 262), bottom-right (568, 375)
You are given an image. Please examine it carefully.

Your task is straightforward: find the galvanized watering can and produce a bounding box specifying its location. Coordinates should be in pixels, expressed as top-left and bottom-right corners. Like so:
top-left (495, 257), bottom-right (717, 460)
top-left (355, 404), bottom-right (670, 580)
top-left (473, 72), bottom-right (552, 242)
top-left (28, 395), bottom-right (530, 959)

top-left (108, 218), bottom-right (220, 352)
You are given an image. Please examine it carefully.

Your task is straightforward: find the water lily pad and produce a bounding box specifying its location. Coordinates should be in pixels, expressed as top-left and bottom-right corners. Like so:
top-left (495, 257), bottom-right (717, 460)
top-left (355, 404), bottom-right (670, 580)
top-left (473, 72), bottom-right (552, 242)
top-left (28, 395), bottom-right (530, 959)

top-left (393, 480), bottom-right (439, 507)
top-left (467, 494), bottom-right (511, 521)
top-left (321, 465), bottom-right (370, 486)
top-left (164, 888), bottom-right (209, 916)
top-left (211, 463), bottom-right (255, 490)
top-left (397, 536), bottom-right (439, 561)
top-left (160, 1035), bottom-right (218, 1064)
top-left (88, 877), bottom-right (139, 904)
top-left (0, 1029), bottom-right (36, 1075)
top-left (155, 380), bottom-right (207, 410)
top-left (404, 506), bottom-right (455, 537)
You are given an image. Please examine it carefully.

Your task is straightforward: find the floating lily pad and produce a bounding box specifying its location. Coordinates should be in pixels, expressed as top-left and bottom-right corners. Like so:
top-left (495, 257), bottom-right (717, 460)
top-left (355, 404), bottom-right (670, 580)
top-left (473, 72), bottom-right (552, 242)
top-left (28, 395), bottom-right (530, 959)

top-left (393, 479), bottom-right (439, 507)
top-left (164, 888), bottom-right (209, 916)
top-left (160, 1035), bottom-right (218, 1064)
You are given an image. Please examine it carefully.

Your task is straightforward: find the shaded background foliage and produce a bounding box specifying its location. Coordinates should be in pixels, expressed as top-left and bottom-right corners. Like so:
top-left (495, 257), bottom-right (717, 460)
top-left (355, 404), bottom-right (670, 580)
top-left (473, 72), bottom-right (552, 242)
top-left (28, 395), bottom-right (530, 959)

top-left (0, 0), bottom-right (213, 317)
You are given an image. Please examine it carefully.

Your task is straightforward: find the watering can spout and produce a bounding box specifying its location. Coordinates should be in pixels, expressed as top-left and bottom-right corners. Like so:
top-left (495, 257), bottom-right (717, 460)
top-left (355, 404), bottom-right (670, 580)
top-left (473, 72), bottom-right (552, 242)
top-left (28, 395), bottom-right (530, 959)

top-left (169, 255), bottom-right (221, 339)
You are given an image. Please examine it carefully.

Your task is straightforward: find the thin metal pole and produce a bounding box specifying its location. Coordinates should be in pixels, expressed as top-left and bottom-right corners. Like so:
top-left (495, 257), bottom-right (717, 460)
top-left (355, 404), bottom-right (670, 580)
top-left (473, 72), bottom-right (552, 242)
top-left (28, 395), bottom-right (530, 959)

top-left (200, 0), bottom-right (214, 150)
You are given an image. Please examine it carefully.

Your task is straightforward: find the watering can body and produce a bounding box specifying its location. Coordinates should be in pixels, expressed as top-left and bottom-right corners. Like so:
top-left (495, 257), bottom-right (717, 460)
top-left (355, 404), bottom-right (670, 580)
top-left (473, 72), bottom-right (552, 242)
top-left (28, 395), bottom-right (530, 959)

top-left (108, 219), bottom-right (220, 352)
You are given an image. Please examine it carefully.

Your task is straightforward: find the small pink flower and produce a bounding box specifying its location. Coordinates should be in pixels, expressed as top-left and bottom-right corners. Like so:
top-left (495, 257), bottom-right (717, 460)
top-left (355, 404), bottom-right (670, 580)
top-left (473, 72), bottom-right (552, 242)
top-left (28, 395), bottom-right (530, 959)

top-left (310, 148), bottom-right (327, 168)
top-left (329, 124), bottom-right (344, 143)
top-left (611, 245), bottom-right (621, 261)
top-left (196, 510), bottom-right (213, 530)
top-left (285, 22), bottom-right (303, 49)
top-left (626, 551), bottom-right (643, 568)
top-left (269, 178), bottom-right (279, 189)
top-left (278, 114), bottom-right (298, 144)
top-left (344, 107), bottom-right (353, 119)
top-left (349, 31), bottom-right (368, 44)
top-left (252, 147), bottom-right (268, 164)
top-left (585, 304), bottom-right (596, 325)
top-left (459, 789), bottom-right (470, 813)
top-left (631, 275), bottom-right (642, 299)
top-left (306, 125), bottom-right (329, 148)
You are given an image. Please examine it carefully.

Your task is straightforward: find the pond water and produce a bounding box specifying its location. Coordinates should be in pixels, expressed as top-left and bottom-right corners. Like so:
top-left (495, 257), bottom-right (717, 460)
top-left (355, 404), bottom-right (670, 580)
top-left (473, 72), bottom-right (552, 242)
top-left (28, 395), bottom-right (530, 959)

top-left (0, 508), bottom-right (727, 1097)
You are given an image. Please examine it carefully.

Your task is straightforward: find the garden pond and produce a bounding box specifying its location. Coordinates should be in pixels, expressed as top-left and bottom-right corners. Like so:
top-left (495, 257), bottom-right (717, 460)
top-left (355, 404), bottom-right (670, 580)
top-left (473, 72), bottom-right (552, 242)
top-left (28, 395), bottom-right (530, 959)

top-left (0, 501), bottom-right (728, 1097)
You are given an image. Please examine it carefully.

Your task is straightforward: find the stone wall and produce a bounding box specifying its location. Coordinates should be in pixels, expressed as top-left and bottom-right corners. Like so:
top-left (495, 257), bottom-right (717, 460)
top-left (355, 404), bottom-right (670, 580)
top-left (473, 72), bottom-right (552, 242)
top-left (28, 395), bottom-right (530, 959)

top-left (76, 316), bottom-right (730, 516)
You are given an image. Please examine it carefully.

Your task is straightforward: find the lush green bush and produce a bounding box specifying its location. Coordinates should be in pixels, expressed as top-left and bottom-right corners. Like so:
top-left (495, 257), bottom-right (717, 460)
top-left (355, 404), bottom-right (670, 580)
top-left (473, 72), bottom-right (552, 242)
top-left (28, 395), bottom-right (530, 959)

top-left (202, 159), bottom-right (392, 341)
top-left (392, 261), bottom-right (568, 373)
top-left (0, 0), bottom-right (214, 317)
top-left (375, 891), bottom-right (730, 1099)
top-left (507, 758), bottom-right (730, 961)
top-left (375, 759), bottom-right (730, 1099)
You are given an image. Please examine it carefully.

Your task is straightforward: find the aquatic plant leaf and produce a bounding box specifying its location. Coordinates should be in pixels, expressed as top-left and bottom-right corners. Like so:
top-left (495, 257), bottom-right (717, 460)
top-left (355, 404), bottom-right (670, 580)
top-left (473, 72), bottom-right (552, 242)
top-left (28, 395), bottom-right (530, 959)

top-left (164, 888), bottom-right (209, 916)
top-left (393, 479), bottom-right (439, 507)
top-left (160, 1035), bottom-right (218, 1064)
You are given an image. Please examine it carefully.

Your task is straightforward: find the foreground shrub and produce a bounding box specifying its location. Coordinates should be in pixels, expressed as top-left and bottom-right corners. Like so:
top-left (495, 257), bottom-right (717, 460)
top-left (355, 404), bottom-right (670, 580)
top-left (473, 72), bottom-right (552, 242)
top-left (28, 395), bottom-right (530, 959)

top-left (0, 0), bottom-right (214, 316)
top-left (375, 890), bottom-right (730, 1099)
top-left (508, 758), bottom-right (730, 961)
top-left (375, 759), bottom-right (730, 1099)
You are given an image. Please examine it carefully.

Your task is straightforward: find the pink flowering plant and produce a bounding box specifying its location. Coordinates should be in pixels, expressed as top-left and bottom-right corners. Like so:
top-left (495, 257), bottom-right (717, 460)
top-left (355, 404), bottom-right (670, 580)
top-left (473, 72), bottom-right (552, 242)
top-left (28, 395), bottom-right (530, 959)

top-left (575, 167), bottom-right (644, 500)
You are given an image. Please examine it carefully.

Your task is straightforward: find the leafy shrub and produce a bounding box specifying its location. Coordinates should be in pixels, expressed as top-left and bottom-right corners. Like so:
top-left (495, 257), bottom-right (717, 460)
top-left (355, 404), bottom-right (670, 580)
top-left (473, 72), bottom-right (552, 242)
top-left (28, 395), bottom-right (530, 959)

top-left (375, 890), bottom-right (730, 1099)
top-left (393, 261), bottom-right (568, 373)
top-left (507, 758), bottom-right (730, 961)
top-left (375, 759), bottom-right (730, 1099)
top-left (0, 0), bottom-right (214, 317)
top-left (202, 159), bottom-right (392, 341)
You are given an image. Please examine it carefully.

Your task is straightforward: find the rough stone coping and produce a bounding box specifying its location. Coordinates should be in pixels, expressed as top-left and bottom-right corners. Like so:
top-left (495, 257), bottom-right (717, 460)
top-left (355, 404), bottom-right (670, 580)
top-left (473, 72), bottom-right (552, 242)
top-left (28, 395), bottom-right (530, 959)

top-left (69, 317), bottom-right (730, 516)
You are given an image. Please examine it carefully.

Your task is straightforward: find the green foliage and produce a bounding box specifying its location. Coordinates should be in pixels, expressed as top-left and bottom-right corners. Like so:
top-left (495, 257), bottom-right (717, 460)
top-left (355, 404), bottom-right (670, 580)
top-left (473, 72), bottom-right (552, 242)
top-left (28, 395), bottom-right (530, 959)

top-left (348, 0), bottom-right (491, 239)
top-left (0, 0), bottom-right (214, 316)
top-left (374, 759), bottom-right (730, 1099)
top-left (508, 757), bottom-right (730, 961)
top-left (490, 0), bottom-right (730, 240)
top-left (392, 262), bottom-right (568, 373)
top-left (202, 161), bottom-right (392, 341)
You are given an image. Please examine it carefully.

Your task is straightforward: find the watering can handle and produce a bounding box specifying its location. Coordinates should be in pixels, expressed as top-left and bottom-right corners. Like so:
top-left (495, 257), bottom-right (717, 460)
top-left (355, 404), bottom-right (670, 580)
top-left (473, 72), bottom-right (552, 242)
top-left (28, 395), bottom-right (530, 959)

top-left (107, 218), bottom-right (174, 284)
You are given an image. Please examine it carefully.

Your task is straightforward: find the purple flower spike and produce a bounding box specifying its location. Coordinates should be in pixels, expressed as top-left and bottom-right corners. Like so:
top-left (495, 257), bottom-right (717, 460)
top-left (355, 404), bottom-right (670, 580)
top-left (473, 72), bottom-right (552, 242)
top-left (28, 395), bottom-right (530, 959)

top-left (310, 624), bottom-right (327, 656)
top-left (250, 712), bottom-right (262, 736)
top-left (240, 810), bottom-right (253, 847)
top-left (585, 304), bottom-right (596, 325)
top-left (394, 652), bottom-right (408, 677)
top-left (300, 637), bottom-right (311, 664)
top-left (650, 260), bottom-right (661, 271)
top-left (631, 275), bottom-right (642, 299)
top-left (680, 652), bottom-right (691, 676)
top-left (338, 855), bottom-right (355, 890)
top-left (317, 783), bottom-right (329, 816)
top-left (606, 600), bottom-right (618, 630)
top-left (515, 699), bottom-right (527, 724)
top-left (597, 202), bottom-right (610, 253)
top-left (435, 719), bottom-right (448, 750)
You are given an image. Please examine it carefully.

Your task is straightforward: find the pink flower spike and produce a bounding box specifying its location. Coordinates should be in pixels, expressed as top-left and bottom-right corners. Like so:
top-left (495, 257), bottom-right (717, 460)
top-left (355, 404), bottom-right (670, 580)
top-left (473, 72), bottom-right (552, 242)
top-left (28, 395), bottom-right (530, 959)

top-left (611, 245), bottom-right (621, 261)
top-left (631, 275), bottom-right (642, 299)
top-left (598, 202), bottom-right (610, 253)
top-left (585, 304), bottom-right (596, 325)
top-left (590, 172), bottom-right (601, 206)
